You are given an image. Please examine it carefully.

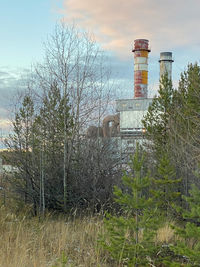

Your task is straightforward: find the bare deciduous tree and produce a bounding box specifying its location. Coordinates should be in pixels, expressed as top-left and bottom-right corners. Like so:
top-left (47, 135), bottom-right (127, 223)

top-left (6, 23), bottom-right (118, 213)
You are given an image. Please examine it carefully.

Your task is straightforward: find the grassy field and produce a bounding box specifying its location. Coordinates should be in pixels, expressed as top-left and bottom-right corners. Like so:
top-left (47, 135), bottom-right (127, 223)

top-left (0, 205), bottom-right (176, 267)
top-left (0, 206), bottom-right (110, 267)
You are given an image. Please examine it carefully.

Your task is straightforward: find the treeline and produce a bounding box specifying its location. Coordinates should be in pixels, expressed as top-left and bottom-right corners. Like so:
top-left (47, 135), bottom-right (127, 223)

top-left (100, 144), bottom-right (200, 266)
top-left (3, 23), bottom-right (200, 217)
top-left (3, 23), bottom-right (121, 215)
top-left (99, 66), bottom-right (200, 266)
top-left (143, 65), bottom-right (200, 196)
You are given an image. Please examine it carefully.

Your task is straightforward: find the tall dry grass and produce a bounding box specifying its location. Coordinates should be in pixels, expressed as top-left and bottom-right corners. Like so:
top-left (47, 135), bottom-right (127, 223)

top-left (0, 203), bottom-right (180, 267)
top-left (0, 206), bottom-right (110, 267)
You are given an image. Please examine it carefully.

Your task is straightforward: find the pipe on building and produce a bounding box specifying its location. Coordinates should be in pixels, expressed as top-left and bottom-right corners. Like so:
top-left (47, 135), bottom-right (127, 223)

top-left (132, 39), bottom-right (151, 99)
top-left (159, 52), bottom-right (174, 80)
top-left (102, 114), bottom-right (119, 137)
top-left (86, 114), bottom-right (120, 138)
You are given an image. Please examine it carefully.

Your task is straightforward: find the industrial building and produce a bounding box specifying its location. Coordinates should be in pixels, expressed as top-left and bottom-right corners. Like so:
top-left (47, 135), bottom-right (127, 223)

top-left (87, 39), bottom-right (174, 155)
top-left (115, 39), bottom-right (173, 153)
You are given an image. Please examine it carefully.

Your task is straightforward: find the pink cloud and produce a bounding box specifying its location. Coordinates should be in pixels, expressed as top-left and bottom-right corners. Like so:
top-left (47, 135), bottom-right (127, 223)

top-left (0, 119), bottom-right (11, 131)
top-left (59, 0), bottom-right (200, 58)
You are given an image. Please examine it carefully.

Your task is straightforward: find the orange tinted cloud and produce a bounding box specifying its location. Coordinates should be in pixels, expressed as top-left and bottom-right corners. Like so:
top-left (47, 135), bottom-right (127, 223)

top-left (60, 0), bottom-right (200, 58)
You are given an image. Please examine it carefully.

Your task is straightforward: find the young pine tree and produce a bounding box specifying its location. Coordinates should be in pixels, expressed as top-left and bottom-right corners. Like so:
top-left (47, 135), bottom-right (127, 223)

top-left (99, 144), bottom-right (162, 267)
top-left (7, 94), bottom-right (38, 213)
top-left (168, 184), bottom-right (200, 266)
top-left (36, 81), bottom-right (73, 211)
top-left (151, 154), bottom-right (182, 217)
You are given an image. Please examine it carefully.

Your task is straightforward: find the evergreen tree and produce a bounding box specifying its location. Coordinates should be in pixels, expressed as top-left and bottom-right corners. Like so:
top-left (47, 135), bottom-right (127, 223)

top-left (143, 73), bottom-right (174, 157)
top-left (142, 74), bottom-right (182, 214)
top-left (168, 184), bottom-right (200, 266)
top-left (170, 63), bottom-right (200, 195)
top-left (6, 81), bottom-right (74, 213)
top-left (151, 153), bottom-right (182, 217)
top-left (36, 81), bottom-right (73, 210)
top-left (99, 144), bottom-right (163, 266)
top-left (6, 94), bottom-right (39, 214)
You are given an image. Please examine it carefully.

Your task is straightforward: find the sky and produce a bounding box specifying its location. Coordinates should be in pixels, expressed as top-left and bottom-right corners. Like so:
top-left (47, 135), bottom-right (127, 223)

top-left (1, 0), bottom-right (200, 138)
top-left (0, 0), bottom-right (62, 137)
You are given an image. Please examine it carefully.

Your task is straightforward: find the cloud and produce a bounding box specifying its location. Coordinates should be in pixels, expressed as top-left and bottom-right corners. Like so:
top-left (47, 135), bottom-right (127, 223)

top-left (0, 71), bottom-right (10, 77)
top-left (60, 0), bottom-right (200, 58)
top-left (0, 67), bottom-right (30, 134)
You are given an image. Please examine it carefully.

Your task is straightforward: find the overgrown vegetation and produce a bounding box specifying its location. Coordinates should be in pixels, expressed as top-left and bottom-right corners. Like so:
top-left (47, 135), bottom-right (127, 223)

top-left (99, 145), bottom-right (163, 266)
top-left (0, 203), bottom-right (180, 267)
top-left (99, 65), bottom-right (200, 266)
top-left (1, 22), bottom-right (200, 266)
top-left (3, 23), bottom-right (121, 215)
top-left (0, 205), bottom-right (108, 267)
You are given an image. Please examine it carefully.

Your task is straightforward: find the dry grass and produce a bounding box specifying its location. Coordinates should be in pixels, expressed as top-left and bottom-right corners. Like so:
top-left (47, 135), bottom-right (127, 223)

top-left (156, 222), bottom-right (175, 244)
top-left (0, 204), bottom-right (183, 267)
top-left (0, 206), bottom-right (109, 267)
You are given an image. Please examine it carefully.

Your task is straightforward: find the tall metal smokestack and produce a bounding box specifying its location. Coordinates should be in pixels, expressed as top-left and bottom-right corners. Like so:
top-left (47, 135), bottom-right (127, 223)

top-left (132, 39), bottom-right (151, 99)
top-left (159, 52), bottom-right (174, 80)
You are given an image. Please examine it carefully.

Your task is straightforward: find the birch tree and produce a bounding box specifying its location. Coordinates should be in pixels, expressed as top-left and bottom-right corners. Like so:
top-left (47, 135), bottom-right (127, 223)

top-left (6, 23), bottom-right (114, 213)
top-left (33, 23), bottom-right (112, 210)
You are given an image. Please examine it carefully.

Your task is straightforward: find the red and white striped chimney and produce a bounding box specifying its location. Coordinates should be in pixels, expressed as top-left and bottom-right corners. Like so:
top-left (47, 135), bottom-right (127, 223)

top-left (132, 39), bottom-right (151, 99)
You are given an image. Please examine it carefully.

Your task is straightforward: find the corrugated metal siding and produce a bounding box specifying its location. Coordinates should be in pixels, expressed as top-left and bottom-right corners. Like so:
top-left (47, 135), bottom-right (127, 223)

top-left (120, 110), bottom-right (147, 129)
